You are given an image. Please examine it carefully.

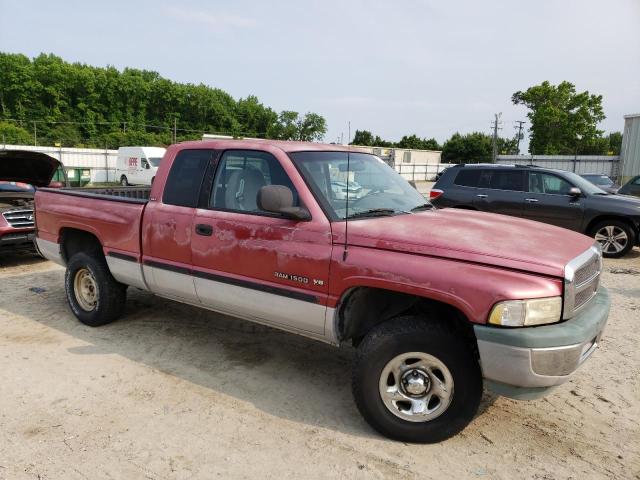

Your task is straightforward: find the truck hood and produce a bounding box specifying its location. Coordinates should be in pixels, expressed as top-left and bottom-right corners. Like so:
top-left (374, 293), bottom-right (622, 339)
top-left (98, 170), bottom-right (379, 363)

top-left (342, 208), bottom-right (595, 277)
top-left (0, 150), bottom-right (62, 187)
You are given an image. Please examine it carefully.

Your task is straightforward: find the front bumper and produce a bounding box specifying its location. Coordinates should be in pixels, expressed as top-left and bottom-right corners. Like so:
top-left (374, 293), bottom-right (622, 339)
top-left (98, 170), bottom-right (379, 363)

top-left (474, 287), bottom-right (610, 399)
top-left (0, 231), bottom-right (36, 249)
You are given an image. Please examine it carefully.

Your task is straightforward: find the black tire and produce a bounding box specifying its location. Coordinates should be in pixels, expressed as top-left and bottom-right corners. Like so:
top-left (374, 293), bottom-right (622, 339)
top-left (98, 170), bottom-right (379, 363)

top-left (589, 219), bottom-right (636, 258)
top-left (64, 252), bottom-right (127, 327)
top-left (120, 175), bottom-right (128, 186)
top-left (352, 316), bottom-right (482, 443)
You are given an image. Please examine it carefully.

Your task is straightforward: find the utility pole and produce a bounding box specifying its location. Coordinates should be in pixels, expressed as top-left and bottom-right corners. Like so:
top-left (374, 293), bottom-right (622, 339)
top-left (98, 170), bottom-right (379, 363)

top-left (123, 121), bottom-right (127, 133)
top-left (491, 113), bottom-right (502, 162)
top-left (173, 117), bottom-right (177, 144)
top-left (33, 121), bottom-right (37, 146)
top-left (514, 120), bottom-right (525, 154)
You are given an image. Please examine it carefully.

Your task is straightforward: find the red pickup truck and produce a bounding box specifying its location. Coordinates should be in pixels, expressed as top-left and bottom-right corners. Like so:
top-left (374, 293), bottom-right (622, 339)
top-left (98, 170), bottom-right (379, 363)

top-left (33, 140), bottom-right (610, 443)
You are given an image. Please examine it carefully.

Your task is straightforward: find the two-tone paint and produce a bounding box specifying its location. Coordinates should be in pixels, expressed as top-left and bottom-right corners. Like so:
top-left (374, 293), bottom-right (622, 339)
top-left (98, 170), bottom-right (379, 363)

top-left (34, 139), bottom-right (611, 400)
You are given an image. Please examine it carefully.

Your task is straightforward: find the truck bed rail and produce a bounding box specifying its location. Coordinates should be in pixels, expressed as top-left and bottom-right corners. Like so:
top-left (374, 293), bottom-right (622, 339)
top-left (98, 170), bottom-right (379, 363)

top-left (39, 186), bottom-right (150, 204)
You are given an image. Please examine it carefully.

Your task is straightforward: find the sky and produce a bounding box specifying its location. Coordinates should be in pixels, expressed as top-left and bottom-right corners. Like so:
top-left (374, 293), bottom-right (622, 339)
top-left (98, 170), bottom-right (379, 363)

top-left (1, 0), bottom-right (639, 151)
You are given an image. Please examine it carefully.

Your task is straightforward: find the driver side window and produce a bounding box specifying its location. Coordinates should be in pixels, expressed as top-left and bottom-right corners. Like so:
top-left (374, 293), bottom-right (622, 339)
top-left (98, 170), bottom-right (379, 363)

top-left (210, 150), bottom-right (299, 213)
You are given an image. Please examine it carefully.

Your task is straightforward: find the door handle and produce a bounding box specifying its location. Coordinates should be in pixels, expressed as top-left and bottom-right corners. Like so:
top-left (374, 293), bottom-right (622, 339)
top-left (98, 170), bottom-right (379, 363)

top-left (525, 198), bottom-right (539, 203)
top-left (195, 223), bottom-right (213, 236)
top-left (476, 194), bottom-right (488, 199)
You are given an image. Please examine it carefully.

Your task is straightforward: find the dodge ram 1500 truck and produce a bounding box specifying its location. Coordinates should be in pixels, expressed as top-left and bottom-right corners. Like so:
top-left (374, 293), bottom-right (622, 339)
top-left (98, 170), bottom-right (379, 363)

top-left (33, 140), bottom-right (610, 443)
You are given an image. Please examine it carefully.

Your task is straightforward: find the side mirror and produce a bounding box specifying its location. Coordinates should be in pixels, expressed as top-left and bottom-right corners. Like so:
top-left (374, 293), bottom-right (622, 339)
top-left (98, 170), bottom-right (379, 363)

top-left (47, 181), bottom-right (64, 189)
top-left (569, 187), bottom-right (582, 197)
top-left (257, 185), bottom-right (311, 221)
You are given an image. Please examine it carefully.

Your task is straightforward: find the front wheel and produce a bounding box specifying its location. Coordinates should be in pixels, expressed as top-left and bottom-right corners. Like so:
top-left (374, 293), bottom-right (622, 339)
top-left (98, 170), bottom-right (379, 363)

top-left (352, 316), bottom-right (482, 443)
top-left (65, 252), bottom-right (127, 326)
top-left (590, 220), bottom-right (636, 258)
top-left (120, 175), bottom-right (129, 186)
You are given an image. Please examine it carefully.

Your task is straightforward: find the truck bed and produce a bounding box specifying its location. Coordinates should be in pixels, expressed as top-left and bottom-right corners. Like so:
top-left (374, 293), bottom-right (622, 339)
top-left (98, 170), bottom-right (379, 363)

top-left (48, 186), bottom-right (151, 202)
top-left (35, 187), bottom-right (148, 259)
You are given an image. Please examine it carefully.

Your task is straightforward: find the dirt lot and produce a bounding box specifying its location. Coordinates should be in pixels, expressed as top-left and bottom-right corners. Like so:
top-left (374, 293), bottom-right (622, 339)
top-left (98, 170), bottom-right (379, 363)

top-left (0, 250), bottom-right (639, 479)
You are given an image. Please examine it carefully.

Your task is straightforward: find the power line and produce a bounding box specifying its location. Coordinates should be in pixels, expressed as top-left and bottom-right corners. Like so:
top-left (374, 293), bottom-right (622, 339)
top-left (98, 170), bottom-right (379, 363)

top-left (0, 117), bottom-right (272, 137)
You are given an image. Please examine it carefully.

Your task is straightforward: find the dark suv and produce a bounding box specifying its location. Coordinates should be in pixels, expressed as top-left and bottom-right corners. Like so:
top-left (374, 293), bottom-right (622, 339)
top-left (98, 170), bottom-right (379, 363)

top-left (431, 164), bottom-right (640, 258)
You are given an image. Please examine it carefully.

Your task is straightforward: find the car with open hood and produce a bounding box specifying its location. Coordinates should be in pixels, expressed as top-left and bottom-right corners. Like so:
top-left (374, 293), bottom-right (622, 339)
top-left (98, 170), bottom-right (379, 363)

top-left (0, 150), bottom-right (63, 253)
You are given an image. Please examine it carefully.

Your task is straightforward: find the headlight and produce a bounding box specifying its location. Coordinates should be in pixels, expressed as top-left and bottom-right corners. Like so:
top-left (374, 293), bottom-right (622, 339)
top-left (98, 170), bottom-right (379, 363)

top-left (489, 297), bottom-right (562, 327)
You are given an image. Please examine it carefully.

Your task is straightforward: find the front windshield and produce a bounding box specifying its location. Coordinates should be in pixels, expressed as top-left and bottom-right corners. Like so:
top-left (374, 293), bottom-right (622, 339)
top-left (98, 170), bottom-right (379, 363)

top-left (290, 151), bottom-right (427, 220)
top-left (584, 175), bottom-right (613, 186)
top-left (148, 157), bottom-right (162, 167)
top-left (564, 171), bottom-right (608, 195)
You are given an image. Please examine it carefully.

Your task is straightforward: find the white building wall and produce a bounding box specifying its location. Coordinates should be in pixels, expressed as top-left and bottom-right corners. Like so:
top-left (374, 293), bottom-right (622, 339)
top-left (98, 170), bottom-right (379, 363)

top-left (1, 144), bottom-right (118, 183)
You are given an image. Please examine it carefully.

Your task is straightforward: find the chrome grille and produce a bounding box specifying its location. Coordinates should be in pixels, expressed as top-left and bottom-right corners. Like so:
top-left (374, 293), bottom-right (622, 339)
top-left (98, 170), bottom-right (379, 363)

top-left (564, 245), bottom-right (602, 319)
top-left (574, 256), bottom-right (599, 286)
top-left (2, 209), bottom-right (35, 228)
top-left (574, 280), bottom-right (599, 309)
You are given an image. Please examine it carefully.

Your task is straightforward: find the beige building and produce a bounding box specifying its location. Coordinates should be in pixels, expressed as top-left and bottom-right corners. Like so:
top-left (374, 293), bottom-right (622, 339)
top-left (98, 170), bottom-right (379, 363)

top-left (354, 146), bottom-right (441, 166)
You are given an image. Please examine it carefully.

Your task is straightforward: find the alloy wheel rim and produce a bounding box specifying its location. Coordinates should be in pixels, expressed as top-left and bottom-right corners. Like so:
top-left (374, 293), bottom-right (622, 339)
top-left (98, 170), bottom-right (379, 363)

top-left (595, 226), bottom-right (628, 254)
top-left (74, 268), bottom-right (99, 311)
top-left (378, 352), bottom-right (454, 423)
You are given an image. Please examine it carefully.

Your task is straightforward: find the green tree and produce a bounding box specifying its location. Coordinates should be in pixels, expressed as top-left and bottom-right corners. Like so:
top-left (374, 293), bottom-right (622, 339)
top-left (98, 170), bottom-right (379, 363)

top-left (352, 129), bottom-right (375, 146)
top-left (296, 112), bottom-right (327, 141)
top-left (397, 134), bottom-right (440, 150)
top-left (272, 111), bottom-right (326, 141)
top-left (0, 121), bottom-right (33, 144)
top-left (0, 52), bottom-right (328, 147)
top-left (512, 81), bottom-right (606, 154)
top-left (441, 132), bottom-right (493, 163)
top-left (607, 131), bottom-right (623, 155)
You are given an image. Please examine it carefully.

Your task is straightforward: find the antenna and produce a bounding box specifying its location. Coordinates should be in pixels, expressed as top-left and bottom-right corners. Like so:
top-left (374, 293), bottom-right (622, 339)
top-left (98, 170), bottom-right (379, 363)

top-left (342, 121), bottom-right (351, 261)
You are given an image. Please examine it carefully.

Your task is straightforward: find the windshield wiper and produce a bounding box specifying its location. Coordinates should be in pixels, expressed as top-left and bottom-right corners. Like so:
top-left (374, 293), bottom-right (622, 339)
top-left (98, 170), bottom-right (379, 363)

top-left (346, 208), bottom-right (399, 219)
top-left (410, 203), bottom-right (433, 212)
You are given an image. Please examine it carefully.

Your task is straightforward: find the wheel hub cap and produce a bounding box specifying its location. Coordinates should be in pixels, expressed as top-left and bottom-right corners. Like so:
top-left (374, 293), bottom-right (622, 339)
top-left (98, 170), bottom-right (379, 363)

top-left (595, 225), bottom-right (628, 254)
top-left (74, 268), bottom-right (99, 311)
top-left (402, 369), bottom-right (430, 396)
top-left (378, 352), bottom-right (454, 423)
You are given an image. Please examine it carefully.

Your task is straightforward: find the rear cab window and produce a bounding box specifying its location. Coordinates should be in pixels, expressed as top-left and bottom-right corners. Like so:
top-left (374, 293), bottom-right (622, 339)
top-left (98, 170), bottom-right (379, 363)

top-left (162, 149), bottom-right (213, 207)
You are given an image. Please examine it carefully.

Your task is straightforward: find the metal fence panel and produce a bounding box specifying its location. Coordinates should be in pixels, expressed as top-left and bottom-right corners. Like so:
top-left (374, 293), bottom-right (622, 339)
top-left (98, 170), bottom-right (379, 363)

top-left (497, 155), bottom-right (620, 179)
top-left (394, 163), bottom-right (455, 182)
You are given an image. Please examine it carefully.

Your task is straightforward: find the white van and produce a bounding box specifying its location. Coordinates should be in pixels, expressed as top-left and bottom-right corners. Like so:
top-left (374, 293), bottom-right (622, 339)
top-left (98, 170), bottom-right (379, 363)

top-left (116, 147), bottom-right (166, 186)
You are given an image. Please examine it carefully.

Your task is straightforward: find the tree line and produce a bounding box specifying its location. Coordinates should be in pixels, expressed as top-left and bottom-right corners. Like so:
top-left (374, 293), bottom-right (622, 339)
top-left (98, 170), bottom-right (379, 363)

top-left (0, 53), bottom-right (327, 148)
top-left (0, 54), bottom-right (624, 162)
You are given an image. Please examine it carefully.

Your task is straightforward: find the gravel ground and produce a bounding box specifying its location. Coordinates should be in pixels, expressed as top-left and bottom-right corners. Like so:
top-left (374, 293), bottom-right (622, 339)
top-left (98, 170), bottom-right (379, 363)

top-left (0, 249), bottom-right (639, 479)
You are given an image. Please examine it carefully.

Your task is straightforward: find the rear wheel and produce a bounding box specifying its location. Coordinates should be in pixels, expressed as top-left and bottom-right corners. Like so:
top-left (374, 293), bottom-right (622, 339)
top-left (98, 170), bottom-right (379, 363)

top-left (352, 315), bottom-right (482, 443)
top-left (120, 175), bottom-right (129, 186)
top-left (65, 252), bottom-right (127, 326)
top-left (590, 220), bottom-right (636, 258)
